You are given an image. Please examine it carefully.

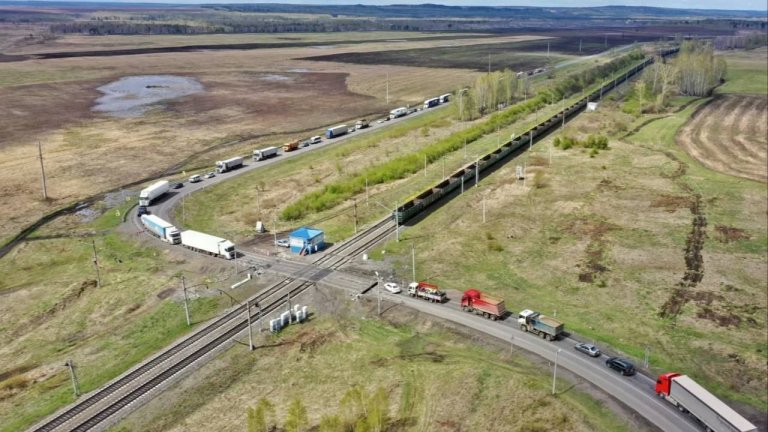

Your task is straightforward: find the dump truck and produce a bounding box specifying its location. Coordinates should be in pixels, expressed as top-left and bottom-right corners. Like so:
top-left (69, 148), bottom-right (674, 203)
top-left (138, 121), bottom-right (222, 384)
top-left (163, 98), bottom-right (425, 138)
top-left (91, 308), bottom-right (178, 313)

top-left (180, 230), bottom-right (235, 259)
top-left (215, 156), bottom-right (243, 173)
top-left (140, 214), bottom-right (180, 244)
top-left (355, 119), bottom-right (369, 130)
top-left (407, 282), bottom-right (446, 303)
top-left (517, 309), bottom-right (564, 341)
top-left (325, 125), bottom-right (348, 139)
top-left (139, 180), bottom-right (170, 207)
top-left (253, 146), bottom-right (278, 161)
top-left (282, 140), bottom-right (300, 152)
top-left (461, 289), bottom-right (506, 320)
top-left (655, 373), bottom-right (757, 432)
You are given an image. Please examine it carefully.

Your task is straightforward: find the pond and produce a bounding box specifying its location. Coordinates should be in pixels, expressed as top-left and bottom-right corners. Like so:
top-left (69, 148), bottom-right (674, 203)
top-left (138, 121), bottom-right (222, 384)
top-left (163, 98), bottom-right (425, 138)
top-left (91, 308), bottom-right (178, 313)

top-left (92, 75), bottom-right (203, 118)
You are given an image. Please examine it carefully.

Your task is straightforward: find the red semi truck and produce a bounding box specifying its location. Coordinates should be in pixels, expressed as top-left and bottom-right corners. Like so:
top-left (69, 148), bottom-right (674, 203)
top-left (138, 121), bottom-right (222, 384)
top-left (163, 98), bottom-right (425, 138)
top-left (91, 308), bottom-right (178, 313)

top-left (655, 373), bottom-right (757, 432)
top-left (461, 289), bottom-right (506, 320)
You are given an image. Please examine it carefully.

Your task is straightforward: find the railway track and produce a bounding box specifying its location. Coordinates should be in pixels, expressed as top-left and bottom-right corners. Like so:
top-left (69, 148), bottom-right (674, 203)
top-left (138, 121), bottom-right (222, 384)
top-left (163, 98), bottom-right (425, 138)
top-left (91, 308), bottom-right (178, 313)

top-left (30, 218), bottom-right (396, 432)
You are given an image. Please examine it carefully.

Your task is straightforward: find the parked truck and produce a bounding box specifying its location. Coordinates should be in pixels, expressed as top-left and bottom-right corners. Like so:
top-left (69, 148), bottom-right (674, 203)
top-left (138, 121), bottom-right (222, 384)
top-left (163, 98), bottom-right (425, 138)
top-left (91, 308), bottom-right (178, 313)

top-left (180, 230), bottom-right (235, 259)
top-left (389, 107), bottom-right (407, 119)
top-left (282, 140), bottom-right (300, 152)
top-left (407, 282), bottom-right (446, 303)
top-left (655, 373), bottom-right (757, 432)
top-left (517, 309), bottom-right (564, 341)
top-left (140, 214), bottom-right (180, 244)
top-left (253, 146), bottom-right (278, 161)
top-left (138, 180), bottom-right (170, 207)
top-left (216, 157), bottom-right (243, 173)
top-left (325, 125), bottom-right (348, 139)
top-left (461, 289), bottom-right (506, 320)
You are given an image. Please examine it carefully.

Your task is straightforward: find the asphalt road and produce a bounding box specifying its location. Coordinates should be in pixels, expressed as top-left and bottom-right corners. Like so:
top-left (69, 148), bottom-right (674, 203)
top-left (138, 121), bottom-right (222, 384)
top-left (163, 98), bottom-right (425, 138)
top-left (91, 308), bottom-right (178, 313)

top-left (384, 291), bottom-right (702, 432)
top-left (146, 103), bottom-right (450, 226)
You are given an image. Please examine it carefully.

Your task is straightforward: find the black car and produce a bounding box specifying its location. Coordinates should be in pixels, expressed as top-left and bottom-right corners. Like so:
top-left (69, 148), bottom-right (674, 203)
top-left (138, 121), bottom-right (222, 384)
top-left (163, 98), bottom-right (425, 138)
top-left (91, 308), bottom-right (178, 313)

top-left (137, 206), bottom-right (149, 216)
top-left (172, 182), bottom-right (184, 189)
top-left (606, 357), bottom-right (636, 376)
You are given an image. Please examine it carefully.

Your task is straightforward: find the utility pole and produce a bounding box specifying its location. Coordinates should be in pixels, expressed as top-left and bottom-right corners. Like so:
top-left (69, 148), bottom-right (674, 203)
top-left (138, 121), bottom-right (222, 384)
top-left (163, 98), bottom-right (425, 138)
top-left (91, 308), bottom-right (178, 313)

top-left (365, 178), bottom-right (369, 207)
top-left (258, 302), bottom-right (264, 332)
top-left (37, 141), bottom-right (48, 200)
top-left (353, 198), bottom-right (358, 234)
top-left (375, 271), bottom-right (382, 316)
top-left (579, 38), bottom-right (583, 53)
top-left (461, 176), bottom-right (464, 194)
top-left (529, 130), bottom-right (534, 151)
top-left (423, 154), bottom-right (427, 177)
top-left (475, 159), bottom-right (479, 187)
top-left (246, 299), bottom-right (253, 351)
top-left (547, 41), bottom-right (550, 59)
top-left (464, 138), bottom-right (467, 159)
top-left (552, 348), bottom-right (562, 395)
top-left (442, 157), bottom-right (445, 180)
top-left (386, 72), bottom-right (389, 104)
top-left (394, 201), bottom-right (399, 242)
top-left (65, 359), bottom-right (80, 397)
top-left (273, 215), bottom-right (278, 251)
top-left (488, 53), bottom-right (491, 75)
top-left (181, 276), bottom-right (190, 326)
top-left (411, 243), bottom-right (416, 282)
top-left (644, 346), bottom-right (651, 368)
top-left (286, 289), bottom-right (292, 324)
top-left (90, 239), bottom-right (101, 288)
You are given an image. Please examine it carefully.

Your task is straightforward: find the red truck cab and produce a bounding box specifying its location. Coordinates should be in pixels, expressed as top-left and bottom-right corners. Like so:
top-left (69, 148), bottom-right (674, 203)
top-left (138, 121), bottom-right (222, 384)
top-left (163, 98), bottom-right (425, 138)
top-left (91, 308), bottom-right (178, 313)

top-left (655, 372), bottom-right (680, 396)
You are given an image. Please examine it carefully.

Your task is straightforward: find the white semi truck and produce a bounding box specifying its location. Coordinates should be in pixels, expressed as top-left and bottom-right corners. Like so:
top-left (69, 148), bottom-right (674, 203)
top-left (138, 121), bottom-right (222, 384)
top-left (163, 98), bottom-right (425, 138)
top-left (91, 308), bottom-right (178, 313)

top-left (389, 107), bottom-right (407, 119)
top-left (140, 214), bottom-right (180, 244)
top-left (216, 157), bottom-right (244, 173)
top-left (139, 180), bottom-right (170, 207)
top-left (655, 373), bottom-right (757, 432)
top-left (253, 146), bottom-right (279, 161)
top-left (180, 230), bottom-right (235, 259)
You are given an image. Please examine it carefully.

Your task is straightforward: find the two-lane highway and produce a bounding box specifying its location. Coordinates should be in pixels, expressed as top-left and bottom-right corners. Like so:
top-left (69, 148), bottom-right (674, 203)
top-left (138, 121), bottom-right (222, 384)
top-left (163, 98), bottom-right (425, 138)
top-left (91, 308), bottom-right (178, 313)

top-left (382, 291), bottom-right (702, 432)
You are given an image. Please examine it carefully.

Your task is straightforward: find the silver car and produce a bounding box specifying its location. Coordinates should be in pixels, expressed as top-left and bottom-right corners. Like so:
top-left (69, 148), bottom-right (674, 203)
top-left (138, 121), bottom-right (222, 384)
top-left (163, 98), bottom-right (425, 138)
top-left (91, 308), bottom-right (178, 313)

top-left (574, 343), bottom-right (601, 357)
top-left (275, 239), bottom-right (290, 248)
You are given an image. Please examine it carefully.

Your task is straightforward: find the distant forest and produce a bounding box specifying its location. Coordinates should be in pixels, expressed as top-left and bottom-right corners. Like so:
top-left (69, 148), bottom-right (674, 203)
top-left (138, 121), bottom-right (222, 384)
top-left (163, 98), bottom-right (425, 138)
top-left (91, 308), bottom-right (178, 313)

top-left (0, 3), bottom-right (765, 36)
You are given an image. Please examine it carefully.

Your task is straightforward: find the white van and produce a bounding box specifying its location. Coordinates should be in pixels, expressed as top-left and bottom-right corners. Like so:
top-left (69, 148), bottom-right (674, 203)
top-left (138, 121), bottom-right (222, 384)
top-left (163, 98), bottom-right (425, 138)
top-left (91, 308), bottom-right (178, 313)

top-left (189, 174), bottom-right (202, 183)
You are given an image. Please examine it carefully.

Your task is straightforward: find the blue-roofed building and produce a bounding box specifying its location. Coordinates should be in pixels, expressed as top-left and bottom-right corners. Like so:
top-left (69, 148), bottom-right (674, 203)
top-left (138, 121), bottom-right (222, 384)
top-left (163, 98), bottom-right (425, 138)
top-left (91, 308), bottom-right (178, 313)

top-left (289, 227), bottom-right (325, 255)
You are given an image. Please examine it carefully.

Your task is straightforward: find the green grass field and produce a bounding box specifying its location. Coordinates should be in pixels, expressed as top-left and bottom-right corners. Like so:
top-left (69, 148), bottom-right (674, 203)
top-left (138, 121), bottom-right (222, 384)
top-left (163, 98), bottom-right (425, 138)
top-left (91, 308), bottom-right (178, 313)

top-left (0, 201), bottom-right (228, 432)
top-left (716, 47), bottom-right (768, 95)
top-left (113, 316), bottom-right (632, 432)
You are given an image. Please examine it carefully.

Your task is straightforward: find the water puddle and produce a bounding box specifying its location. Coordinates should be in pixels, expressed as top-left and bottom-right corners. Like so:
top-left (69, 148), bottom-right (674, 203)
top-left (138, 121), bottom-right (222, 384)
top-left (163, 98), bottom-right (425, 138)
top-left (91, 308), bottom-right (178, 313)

top-left (92, 75), bottom-right (203, 118)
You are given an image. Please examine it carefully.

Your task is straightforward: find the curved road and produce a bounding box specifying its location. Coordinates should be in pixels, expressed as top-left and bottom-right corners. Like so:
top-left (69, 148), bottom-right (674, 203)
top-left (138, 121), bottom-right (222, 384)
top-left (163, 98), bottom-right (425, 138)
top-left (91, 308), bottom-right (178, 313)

top-left (135, 93), bottom-right (710, 432)
top-left (146, 106), bottom-right (444, 225)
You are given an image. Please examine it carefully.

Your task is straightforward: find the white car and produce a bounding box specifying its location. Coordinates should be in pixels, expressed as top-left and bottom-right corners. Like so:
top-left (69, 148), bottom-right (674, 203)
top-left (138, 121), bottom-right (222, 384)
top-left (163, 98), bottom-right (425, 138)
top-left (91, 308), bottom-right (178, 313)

top-left (309, 136), bottom-right (322, 144)
top-left (383, 282), bottom-right (401, 294)
top-left (204, 172), bottom-right (216, 179)
top-left (275, 238), bottom-right (290, 248)
top-left (189, 174), bottom-right (202, 183)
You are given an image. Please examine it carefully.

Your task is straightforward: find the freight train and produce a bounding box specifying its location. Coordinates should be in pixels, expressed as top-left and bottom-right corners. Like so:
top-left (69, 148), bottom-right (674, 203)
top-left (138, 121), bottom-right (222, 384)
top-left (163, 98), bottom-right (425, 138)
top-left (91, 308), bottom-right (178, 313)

top-left (394, 47), bottom-right (679, 225)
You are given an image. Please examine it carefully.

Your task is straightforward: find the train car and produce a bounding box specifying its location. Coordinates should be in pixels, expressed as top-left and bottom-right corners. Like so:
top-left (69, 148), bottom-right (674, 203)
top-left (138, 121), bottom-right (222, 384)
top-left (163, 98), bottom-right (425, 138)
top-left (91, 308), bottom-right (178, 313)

top-left (392, 50), bottom-right (679, 227)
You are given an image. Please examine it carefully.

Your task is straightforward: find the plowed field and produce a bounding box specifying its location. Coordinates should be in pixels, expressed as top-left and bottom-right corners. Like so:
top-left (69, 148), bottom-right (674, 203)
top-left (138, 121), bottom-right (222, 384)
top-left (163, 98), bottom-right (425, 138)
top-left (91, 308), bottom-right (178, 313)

top-left (678, 94), bottom-right (768, 183)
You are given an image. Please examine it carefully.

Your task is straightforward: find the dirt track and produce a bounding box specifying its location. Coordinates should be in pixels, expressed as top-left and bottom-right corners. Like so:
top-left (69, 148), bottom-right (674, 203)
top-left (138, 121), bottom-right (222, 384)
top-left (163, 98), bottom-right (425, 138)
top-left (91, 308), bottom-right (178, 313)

top-left (677, 94), bottom-right (768, 183)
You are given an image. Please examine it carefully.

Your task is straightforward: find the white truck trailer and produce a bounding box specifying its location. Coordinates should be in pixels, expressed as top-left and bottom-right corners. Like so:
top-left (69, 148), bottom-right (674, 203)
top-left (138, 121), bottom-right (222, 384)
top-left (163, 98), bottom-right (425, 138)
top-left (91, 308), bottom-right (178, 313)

top-left (215, 156), bottom-right (244, 173)
top-left (140, 214), bottom-right (180, 244)
top-left (655, 373), bottom-right (757, 432)
top-left (180, 230), bottom-right (236, 259)
top-left (139, 180), bottom-right (170, 207)
top-left (253, 146), bottom-right (279, 161)
top-left (389, 107), bottom-right (407, 119)
top-left (325, 124), bottom-right (348, 139)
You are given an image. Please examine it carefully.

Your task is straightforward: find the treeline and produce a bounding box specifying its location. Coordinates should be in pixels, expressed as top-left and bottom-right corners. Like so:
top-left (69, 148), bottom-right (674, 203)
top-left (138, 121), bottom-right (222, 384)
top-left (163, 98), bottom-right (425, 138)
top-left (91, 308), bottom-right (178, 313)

top-left (677, 41), bottom-right (727, 96)
top-left (714, 32), bottom-right (768, 50)
top-left (49, 20), bottom-right (393, 35)
top-left (281, 50), bottom-right (647, 220)
top-left (246, 385), bottom-right (390, 432)
top-left (455, 50), bottom-right (645, 121)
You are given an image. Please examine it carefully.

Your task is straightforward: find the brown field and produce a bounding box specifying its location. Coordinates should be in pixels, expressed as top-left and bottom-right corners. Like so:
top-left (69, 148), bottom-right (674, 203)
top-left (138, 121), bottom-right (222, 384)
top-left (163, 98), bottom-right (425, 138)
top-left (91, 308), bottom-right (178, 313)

top-left (0, 34), bottom-right (548, 241)
top-left (678, 95), bottom-right (768, 183)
